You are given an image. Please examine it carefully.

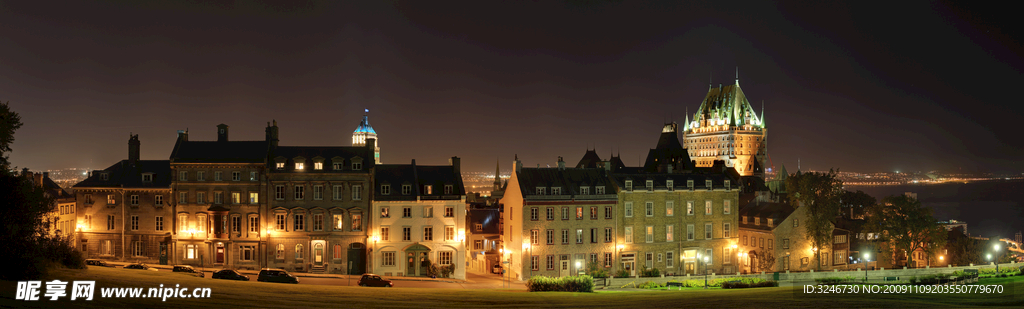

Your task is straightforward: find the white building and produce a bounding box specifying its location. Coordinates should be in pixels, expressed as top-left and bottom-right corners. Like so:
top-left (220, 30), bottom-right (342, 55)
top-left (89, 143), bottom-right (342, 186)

top-left (370, 157), bottom-right (467, 279)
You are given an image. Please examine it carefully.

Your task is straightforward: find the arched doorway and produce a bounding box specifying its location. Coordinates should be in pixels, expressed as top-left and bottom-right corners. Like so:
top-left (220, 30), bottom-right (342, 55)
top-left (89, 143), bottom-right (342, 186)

top-left (313, 242), bottom-right (325, 265)
top-left (404, 243), bottom-right (431, 277)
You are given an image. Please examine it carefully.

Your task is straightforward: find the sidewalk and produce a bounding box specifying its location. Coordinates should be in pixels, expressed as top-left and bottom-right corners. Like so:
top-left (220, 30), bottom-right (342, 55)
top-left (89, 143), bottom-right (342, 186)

top-left (101, 261), bottom-right (467, 283)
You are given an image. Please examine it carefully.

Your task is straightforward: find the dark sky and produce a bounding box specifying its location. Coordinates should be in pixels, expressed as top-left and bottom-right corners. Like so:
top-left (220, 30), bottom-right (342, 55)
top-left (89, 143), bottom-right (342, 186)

top-left (2, 1), bottom-right (1021, 175)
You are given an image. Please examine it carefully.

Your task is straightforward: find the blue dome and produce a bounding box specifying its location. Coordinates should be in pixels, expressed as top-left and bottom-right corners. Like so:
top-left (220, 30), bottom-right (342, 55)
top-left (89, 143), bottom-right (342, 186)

top-left (354, 114), bottom-right (375, 134)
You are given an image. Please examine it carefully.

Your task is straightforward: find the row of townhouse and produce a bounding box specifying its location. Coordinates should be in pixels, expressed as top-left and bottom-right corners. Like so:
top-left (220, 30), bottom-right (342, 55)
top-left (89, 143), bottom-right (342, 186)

top-left (73, 119), bottom-right (468, 279)
top-left (501, 123), bottom-right (744, 280)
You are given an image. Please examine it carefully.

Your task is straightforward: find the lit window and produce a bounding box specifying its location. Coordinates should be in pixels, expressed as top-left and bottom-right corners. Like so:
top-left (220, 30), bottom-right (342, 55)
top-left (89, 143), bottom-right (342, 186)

top-left (295, 162), bottom-right (305, 170)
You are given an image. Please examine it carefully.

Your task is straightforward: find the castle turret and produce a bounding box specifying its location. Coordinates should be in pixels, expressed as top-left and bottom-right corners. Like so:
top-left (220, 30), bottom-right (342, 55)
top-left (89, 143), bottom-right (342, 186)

top-left (352, 109), bottom-right (380, 163)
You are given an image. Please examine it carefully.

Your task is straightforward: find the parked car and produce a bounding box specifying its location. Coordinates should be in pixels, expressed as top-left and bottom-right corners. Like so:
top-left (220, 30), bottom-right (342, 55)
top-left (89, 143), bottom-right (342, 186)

top-left (172, 265), bottom-right (205, 278)
top-left (124, 263), bottom-right (159, 271)
top-left (492, 264), bottom-right (504, 274)
top-left (85, 259), bottom-right (110, 267)
top-left (358, 274), bottom-right (393, 287)
top-left (257, 268), bottom-right (299, 284)
top-left (212, 269), bottom-right (250, 281)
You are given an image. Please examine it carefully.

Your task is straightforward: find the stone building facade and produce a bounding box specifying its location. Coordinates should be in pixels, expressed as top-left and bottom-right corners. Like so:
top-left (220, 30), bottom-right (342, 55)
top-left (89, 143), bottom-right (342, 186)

top-left (266, 139), bottom-right (375, 274)
top-left (74, 134), bottom-right (173, 264)
top-left (612, 171), bottom-right (740, 276)
top-left (500, 157), bottom-right (619, 280)
top-left (169, 125), bottom-right (269, 269)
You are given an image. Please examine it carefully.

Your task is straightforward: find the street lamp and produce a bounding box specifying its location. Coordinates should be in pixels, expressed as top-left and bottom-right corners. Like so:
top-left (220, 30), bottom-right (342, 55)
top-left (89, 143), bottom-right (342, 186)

top-left (863, 252), bottom-right (870, 282)
top-left (732, 244), bottom-right (738, 273)
top-left (994, 244), bottom-right (1001, 273)
top-left (523, 243), bottom-right (531, 278)
top-left (703, 256), bottom-right (709, 289)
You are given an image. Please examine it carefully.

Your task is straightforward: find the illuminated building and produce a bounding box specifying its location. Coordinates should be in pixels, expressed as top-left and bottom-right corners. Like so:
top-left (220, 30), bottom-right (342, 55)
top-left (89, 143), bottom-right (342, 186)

top-left (682, 76), bottom-right (767, 177)
top-left (370, 157), bottom-right (467, 279)
top-left (352, 109), bottom-right (381, 164)
top-left (73, 134), bottom-right (173, 263)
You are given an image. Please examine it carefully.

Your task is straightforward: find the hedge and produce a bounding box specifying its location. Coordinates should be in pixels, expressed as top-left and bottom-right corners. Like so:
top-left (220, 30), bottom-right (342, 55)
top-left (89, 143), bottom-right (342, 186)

top-left (526, 275), bottom-right (595, 292)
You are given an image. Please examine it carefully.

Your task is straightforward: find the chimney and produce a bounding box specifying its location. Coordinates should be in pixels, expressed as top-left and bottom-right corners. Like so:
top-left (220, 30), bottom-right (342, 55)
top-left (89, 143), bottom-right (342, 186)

top-left (514, 154), bottom-right (521, 173)
top-left (450, 156), bottom-right (461, 175)
top-left (177, 129), bottom-right (189, 142)
top-left (265, 120), bottom-right (279, 148)
top-left (602, 161), bottom-right (611, 172)
top-left (43, 172), bottom-right (49, 180)
top-left (128, 134), bottom-right (140, 163)
top-left (557, 156), bottom-right (565, 170)
top-left (217, 124), bottom-right (229, 142)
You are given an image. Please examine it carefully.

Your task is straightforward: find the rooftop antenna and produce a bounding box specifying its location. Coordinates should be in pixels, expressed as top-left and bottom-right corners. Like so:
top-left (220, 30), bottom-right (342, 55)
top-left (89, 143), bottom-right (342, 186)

top-left (709, 72), bottom-right (712, 90)
top-left (735, 67), bottom-right (739, 85)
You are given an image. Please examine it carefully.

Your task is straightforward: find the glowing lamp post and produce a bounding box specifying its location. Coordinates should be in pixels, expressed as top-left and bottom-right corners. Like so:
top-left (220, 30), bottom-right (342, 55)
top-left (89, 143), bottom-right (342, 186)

top-left (994, 244), bottom-right (1001, 273)
top-left (702, 256), bottom-right (709, 289)
top-left (523, 243), bottom-right (532, 277)
top-left (863, 252), bottom-right (870, 282)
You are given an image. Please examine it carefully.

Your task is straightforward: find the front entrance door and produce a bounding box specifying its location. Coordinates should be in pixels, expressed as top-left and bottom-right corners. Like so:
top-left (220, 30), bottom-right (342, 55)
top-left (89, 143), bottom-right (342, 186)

top-left (559, 260), bottom-right (569, 277)
top-left (403, 243), bottom-right (431, 277)
top-left (314, 243), bottom-right (324, 264)
top-left (686, 262), bottom-right (695, 274)
top-left (215, 243), bottom-right (224, 264)
top-left (621, 253), bottom-right (635, 277)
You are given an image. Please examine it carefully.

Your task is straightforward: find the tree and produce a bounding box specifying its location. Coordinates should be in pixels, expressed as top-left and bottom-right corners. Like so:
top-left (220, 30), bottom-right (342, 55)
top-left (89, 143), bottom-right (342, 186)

top-left (1, 100), bottom-right (24, 173)
top-left (840, 190), bottom-right (876, 219)
top-left (786, 169), bottom-right (844, 270)
top-left (864, 195), bottom-right (946, 268)
top-left (946, 227), bottom-right (980, 266)
top-left (755, 249), bottom-right (776, 273)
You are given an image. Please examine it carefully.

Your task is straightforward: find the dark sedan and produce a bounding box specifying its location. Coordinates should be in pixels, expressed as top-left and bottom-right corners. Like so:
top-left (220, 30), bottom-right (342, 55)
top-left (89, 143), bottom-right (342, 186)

top-left (213, 269), bottom-right (250, 281)
top-left (124, 263), bottom-right (159, 271)
top-left (257, 268), bottom-right (299, 284)
top-left (358, 274), bottom-right (393, 287)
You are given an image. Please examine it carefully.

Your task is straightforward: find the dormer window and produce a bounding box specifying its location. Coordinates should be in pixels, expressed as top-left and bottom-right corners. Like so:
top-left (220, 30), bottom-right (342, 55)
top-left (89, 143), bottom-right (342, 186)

top-left (580, 187), bottom-right (590, 195)
top-left (314, 162), bottom-right (323, 170)
top-left (352, 157), bottom-right (363, 170)
top-left (768, 218), bottom-right (774, 227)
top-left (141, 173), bottom-right (153, 183)
top-left (666, 180), bottom-right (674, 191)
top-left (687, 180), bottom-right (694, 190)
top-left (295, 162), bottom-right (304, 170)
top-left (536, 187), bottom-right (546, 195)
top-left (705, 179), bottom-right (712, 190)
top-left (625, 180), bottom-right (633, 191)
top-left (444, 185), bottom-right (453, 195)
top-left (742, 216), bottom-right (747, 223)
top-left (595, 186), bottom-right (605, 195)
top-left (402, 184), bottom-right (412, 195)
top-left (724, 180), bottom-right (731, 190)
top-left (276, 162), bottom-right (285, 170)
top-left (423, 185), bottom-right (432, 195)
top-left (755, 217), bottom-right (760, 225)
top-left (645, 180), bottom-right (653, 191)
top-left (101, 173), bottom-right (109, 181)
top-left (381, 184), bottom-right (391, 195)
top-left (551, 187), bottom-right (561, 195)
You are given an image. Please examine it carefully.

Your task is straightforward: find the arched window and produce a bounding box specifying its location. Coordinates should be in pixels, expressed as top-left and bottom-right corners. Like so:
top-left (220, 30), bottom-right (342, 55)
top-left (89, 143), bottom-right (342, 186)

top-left (276, 244), bottom-right (284, 260)
top-left (295, 244), bottom-right (304, 260)
top-left (334, 244), bottom-right (342, 259)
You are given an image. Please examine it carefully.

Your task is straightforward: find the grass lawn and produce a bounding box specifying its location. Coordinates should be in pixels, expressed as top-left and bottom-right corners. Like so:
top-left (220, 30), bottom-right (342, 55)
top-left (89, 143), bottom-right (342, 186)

top-left (1, 267), bottom-right (1022, 308)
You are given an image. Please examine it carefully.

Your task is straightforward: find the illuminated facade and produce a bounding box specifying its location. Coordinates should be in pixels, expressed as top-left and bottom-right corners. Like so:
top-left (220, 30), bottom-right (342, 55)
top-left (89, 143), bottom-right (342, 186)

top-left (352, 109), bottom-right (381, 164)
top-left (370, 158), bottom-right (467, 279)
top-left (683, 78), bottom-right (766, 177)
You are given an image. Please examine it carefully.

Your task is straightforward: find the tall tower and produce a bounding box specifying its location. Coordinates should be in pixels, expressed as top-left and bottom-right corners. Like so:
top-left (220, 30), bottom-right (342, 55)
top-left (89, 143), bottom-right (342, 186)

top-left (352, 109), bottom-right (381, 164)
top-left (681, 75), bottom-right (766, 177)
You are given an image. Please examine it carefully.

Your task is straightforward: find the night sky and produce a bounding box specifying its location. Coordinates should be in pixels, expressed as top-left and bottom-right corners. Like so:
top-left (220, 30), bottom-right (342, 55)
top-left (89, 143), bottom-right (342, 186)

top-left (2, 1), bottom-right (1021, 175)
